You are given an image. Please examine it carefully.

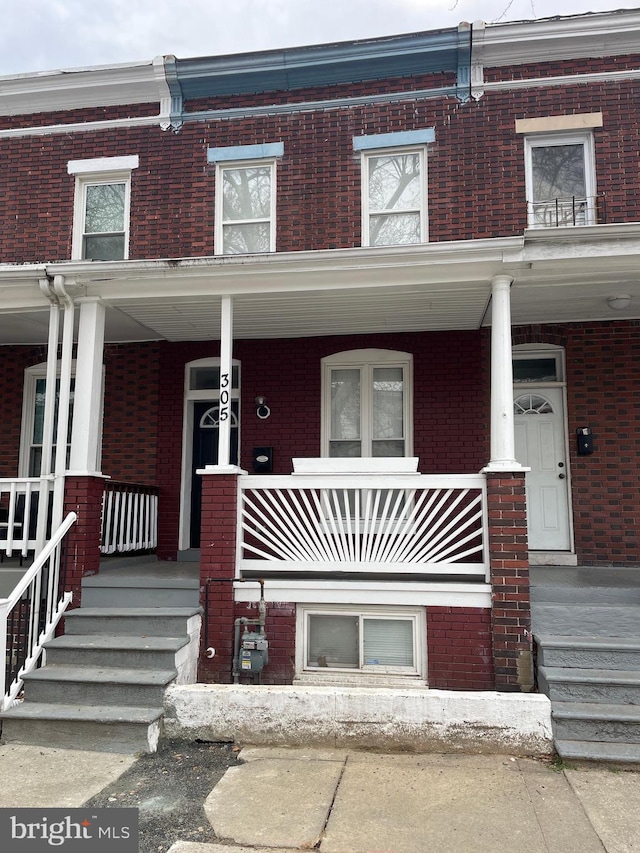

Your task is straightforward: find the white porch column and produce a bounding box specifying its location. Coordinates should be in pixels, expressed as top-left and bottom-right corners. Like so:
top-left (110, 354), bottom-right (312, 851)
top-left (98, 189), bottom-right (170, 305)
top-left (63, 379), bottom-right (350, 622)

top-left (218, 296), bottom-right (233, 467)
top-left (486, 274), bottom-right (522, 471)
top-left (69, 298), bottom-right (106, 475)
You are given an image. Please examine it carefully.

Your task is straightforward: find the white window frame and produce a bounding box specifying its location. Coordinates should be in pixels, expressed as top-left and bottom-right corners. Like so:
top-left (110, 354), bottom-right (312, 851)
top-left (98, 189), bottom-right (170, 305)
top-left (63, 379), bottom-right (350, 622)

top-left (296, 603), bottom-right (426, 681)
top-left (361, 146), bottom-right (427, 247)
top-left (321, 349), bottom-right (413, 459)
top-left (524, 131), bottom-right (596, 228)
top-left (68, 156), bottom-right (138, 261)
top-left (214, 158), bottom-right (277, 255)
top-left (19, 362), bottom-right (73, 477)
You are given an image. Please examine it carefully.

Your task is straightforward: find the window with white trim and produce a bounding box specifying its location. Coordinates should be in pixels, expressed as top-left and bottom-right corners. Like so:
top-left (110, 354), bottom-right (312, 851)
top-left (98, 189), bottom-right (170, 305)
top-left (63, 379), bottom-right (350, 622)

top-left (362, 148), bottom-right (427, 247)
top-left (68, 156), bottom-right (138, 261)
top-left (215, 160), bottom-right (276, 254)
top-left (322, 349), bottom-right (412, 458)
top-left (19, 364), bottom-right (75, 477)
top-left (297, 605), bottom-right (425, 679)
top-left (525, 132), bottom-right (596, 228)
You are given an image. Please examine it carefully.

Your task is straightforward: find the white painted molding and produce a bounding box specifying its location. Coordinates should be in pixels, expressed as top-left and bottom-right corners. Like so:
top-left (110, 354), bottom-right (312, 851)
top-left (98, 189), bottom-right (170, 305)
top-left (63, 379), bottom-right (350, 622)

top-left (67, 155), bottom-right (140, 174)
top-left (481, 10), bottom-right (640, 67)
top-left (196, 464), bottom-right (246, 475)
top-left (0, 116), bottom-right (160, 140)
top-left (292, 457), bottom-right (419, 475)
top-left (0, 61), bottom-right (160, 117)
top-left (234, 579), bottom-right (492, 607)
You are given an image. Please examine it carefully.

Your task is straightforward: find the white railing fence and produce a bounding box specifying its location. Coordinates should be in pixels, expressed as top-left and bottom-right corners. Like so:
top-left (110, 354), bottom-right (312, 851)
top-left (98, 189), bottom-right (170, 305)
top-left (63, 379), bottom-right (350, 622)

top-left (0, 511), bottom-right (76, 712)
top-left (238, 474), bottom-right (489, 579)
top-left (101, 482), bottom-right (158, 555)
top-left (0, 477), bottom-right (54, 559)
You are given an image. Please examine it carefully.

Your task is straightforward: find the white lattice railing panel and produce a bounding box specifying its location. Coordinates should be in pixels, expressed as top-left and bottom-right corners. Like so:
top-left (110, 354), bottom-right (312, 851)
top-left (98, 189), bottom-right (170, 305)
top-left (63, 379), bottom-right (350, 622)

top-left (0, 477), bottom-right (53, 558)
top-left (238, 474), bottom-right (488, 578)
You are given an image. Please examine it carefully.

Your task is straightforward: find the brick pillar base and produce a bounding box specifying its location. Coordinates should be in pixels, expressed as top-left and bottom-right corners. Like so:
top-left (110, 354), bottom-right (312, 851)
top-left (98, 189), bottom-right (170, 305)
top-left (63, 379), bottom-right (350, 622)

top-left (199, 470), bottom-right (239, 683)
top-left (486, 471), bottom-right (533, 692)
top-left (63, 475), bottom-right (105, 606)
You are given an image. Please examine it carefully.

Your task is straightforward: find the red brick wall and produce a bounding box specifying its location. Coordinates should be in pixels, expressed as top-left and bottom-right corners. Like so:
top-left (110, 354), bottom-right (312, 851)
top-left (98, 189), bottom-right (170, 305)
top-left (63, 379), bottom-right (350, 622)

top-left (486, 472), bottom-right (531, 692)
top-left (232, 601), bottom-right (296, 685)
top-left (426, 606), bottom-right (494, 690)
top-left (199, 473), bottom-right (238, 683)
top-left (2, 67), bottom-right (639, 262)
top-left (63, 475), bottom-right (105, 602)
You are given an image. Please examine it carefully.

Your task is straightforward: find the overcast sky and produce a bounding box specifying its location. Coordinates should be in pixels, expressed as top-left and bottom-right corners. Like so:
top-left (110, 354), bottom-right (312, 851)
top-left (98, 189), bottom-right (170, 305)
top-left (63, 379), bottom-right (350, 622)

top-left (1, 0), bottom-right (638, 76)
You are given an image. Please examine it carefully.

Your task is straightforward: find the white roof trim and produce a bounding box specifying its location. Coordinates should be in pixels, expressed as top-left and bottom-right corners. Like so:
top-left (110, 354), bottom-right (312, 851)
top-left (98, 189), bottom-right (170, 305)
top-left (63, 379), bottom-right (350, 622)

top-left (479, 10), bottom-right (640, 67)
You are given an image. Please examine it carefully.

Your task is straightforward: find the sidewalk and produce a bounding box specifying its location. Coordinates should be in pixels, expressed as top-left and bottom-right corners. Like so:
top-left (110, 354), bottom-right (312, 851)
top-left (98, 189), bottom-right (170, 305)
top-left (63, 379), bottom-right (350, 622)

top-left (194, 746), bottom-right (640, 853)
top-left (1, 742), bottom-right (640, 852)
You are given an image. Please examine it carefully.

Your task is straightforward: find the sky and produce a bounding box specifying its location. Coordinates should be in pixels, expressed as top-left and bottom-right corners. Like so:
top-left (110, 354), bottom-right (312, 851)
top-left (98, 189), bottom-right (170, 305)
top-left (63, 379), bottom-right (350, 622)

top-left (1, 0), bottom-right (638, 76)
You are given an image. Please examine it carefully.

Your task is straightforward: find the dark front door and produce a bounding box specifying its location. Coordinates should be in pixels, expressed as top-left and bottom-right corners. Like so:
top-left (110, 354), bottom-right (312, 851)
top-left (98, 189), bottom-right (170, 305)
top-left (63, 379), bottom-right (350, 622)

top-left (190, 400), bottom-right (239, 547)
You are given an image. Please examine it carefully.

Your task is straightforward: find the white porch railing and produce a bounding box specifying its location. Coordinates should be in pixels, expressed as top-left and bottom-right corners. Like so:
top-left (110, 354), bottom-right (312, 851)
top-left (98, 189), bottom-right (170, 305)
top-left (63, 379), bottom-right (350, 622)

top-left (0, 477), bottom-right (54, 558)
top-left (101, 482), bottom-right (159, 555)
top-left (238, 473), bottom-right (489, 579)
top-left (0, 511), bottom-right (76, 712)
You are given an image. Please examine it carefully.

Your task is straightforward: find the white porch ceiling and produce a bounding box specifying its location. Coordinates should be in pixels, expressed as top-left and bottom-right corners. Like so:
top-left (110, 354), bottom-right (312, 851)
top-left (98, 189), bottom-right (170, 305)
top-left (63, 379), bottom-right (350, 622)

top-left (1, 228), bottom-right (639, 345)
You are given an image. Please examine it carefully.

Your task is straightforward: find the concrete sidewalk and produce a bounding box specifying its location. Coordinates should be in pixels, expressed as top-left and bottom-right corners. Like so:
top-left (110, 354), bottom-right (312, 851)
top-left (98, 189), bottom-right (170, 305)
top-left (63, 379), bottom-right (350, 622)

top-left (195, 746), bottom-right (640, 853)
top-left (1, 742), bottom-right (639, 852)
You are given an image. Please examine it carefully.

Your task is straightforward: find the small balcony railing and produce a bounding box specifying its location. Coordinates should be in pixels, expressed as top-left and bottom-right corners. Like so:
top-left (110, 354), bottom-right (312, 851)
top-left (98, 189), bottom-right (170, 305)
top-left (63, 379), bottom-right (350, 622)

top-left (101, 482), bottom-right (158, 555)
top-left (527, 195), bottom-right (605, 228)
top-left (238, 473), bottom-right (489, 581)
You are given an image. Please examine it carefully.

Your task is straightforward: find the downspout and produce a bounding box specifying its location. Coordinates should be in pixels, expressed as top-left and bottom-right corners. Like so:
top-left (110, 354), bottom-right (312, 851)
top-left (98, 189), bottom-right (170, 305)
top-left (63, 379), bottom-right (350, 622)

top-left (51, 275), bottom-right (75, 535)
top-left (36, 278), bottom-right (60, 553)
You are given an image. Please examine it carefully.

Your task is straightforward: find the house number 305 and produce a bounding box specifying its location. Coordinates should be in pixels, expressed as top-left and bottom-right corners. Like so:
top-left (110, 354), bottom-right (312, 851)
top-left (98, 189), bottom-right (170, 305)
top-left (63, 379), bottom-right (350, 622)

top-left (219, 372), bottom-right (230, 420)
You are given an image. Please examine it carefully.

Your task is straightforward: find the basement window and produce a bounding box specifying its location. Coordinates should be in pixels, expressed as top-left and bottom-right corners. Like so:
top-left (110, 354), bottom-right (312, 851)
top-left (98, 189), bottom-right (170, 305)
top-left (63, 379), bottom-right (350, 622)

top-left (296, 605), bottom-right (425, 681)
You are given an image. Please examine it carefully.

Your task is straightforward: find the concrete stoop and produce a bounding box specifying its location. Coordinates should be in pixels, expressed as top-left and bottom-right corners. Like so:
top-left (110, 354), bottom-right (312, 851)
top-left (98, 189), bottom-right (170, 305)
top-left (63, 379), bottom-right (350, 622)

top-left (0, 570), bottom-right (201, 754)
top-left (533, 568), bottom-right (640, 763)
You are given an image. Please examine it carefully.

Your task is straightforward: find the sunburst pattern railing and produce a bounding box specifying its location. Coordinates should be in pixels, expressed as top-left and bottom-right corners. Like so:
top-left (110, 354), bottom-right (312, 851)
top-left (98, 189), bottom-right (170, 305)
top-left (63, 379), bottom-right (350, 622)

top-left (238, 473), bottom-right (488, 579)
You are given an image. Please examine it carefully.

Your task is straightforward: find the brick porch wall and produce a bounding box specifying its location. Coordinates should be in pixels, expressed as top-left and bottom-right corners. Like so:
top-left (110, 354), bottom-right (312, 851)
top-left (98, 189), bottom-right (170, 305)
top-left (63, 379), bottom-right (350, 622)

top-left (62, 475), bottom-right (105, 605)
top-left (426, 606), bottom-right (494, 690)
top-left (486, 471), bottom-right (532, 692)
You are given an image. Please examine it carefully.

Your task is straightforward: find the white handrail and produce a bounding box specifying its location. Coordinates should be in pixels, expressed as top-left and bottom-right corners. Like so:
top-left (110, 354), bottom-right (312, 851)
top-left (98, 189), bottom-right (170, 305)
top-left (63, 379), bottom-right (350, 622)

top-left (1, 511), bottom-right (77, 712)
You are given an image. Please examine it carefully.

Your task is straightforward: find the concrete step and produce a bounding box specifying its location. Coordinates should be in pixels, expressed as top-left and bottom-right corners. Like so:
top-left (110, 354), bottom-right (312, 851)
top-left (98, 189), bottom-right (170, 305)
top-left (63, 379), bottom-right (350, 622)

top-left (531, 604), bottom-right (640, 637)
top-left (22, 665), bottom-right (177, 707)
top-left (81, 577), bottom-right (200, 608)
top-left (539, 665), bottom-right (640, 704)
top-left (555, 738), bottom-right (640, 764)
top-left (64, 607), bottom-right (201, 636)
top-left (0, 702), bottom-right (163, 753)
top-left (44, 634), bottom-right (189, 670)
top-left (553, 701), bottom-right (640, 743)
top-left (536, 635), bottom-right (640, 669)
top-left (532, 585), bottom-right (640, 605)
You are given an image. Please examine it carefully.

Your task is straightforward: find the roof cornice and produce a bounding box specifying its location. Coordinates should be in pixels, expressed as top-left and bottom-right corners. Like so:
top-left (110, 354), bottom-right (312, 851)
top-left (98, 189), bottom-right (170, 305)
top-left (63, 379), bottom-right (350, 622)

top-left (477, 9), bottom-right (640, 68)
top-left (0, 60), bottom-right (163, 116)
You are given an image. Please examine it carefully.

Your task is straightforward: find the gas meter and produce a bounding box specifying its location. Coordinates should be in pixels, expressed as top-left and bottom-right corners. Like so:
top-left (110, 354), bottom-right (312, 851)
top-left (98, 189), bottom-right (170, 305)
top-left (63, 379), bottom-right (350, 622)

top-left (239, 628), bottom-right (269, 674)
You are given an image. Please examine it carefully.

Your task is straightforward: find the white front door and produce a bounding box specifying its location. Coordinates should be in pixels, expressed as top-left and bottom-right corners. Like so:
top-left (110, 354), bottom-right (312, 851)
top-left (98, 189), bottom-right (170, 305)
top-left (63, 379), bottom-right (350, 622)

top-left (514, 388), bottom-right (571, 550)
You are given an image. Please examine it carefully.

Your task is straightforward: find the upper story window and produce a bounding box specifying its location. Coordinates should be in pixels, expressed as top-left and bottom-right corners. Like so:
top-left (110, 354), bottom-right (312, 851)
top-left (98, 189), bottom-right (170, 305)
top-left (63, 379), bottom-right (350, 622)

top-left (68, 156), bottom-right (138, 260)
top-left (321, 349), bottom-right (413, 458)
top-left (208, 143), bottom-right (283, 255)
top-left (354, 130), bottom-right (434, 248)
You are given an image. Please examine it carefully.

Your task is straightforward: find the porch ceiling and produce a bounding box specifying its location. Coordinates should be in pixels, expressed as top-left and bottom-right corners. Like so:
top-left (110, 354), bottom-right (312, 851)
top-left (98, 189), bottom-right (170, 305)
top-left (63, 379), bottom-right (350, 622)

top-left (1, 227), bottom-right (640, 344)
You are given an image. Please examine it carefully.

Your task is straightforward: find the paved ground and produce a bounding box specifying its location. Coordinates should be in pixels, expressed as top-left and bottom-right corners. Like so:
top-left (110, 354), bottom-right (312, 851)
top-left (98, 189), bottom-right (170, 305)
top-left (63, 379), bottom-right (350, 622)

top-left (1, 741), bottom-right (640, 852)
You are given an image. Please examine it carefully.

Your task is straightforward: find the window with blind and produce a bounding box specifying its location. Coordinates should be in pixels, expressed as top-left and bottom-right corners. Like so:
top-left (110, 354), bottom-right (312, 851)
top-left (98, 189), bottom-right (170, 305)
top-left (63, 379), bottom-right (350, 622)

top-left (322, 349), bottom-right (412, 459)
top-left (300, 606), bottom-right (424, 676)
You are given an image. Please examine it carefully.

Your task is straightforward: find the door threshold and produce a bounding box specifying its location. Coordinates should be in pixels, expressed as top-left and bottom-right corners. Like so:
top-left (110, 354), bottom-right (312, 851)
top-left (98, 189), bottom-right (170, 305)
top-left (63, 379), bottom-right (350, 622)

top-left (178, 549), bottom-right (201, 562)
top-left (529, 551), bottom-right (577, 566)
